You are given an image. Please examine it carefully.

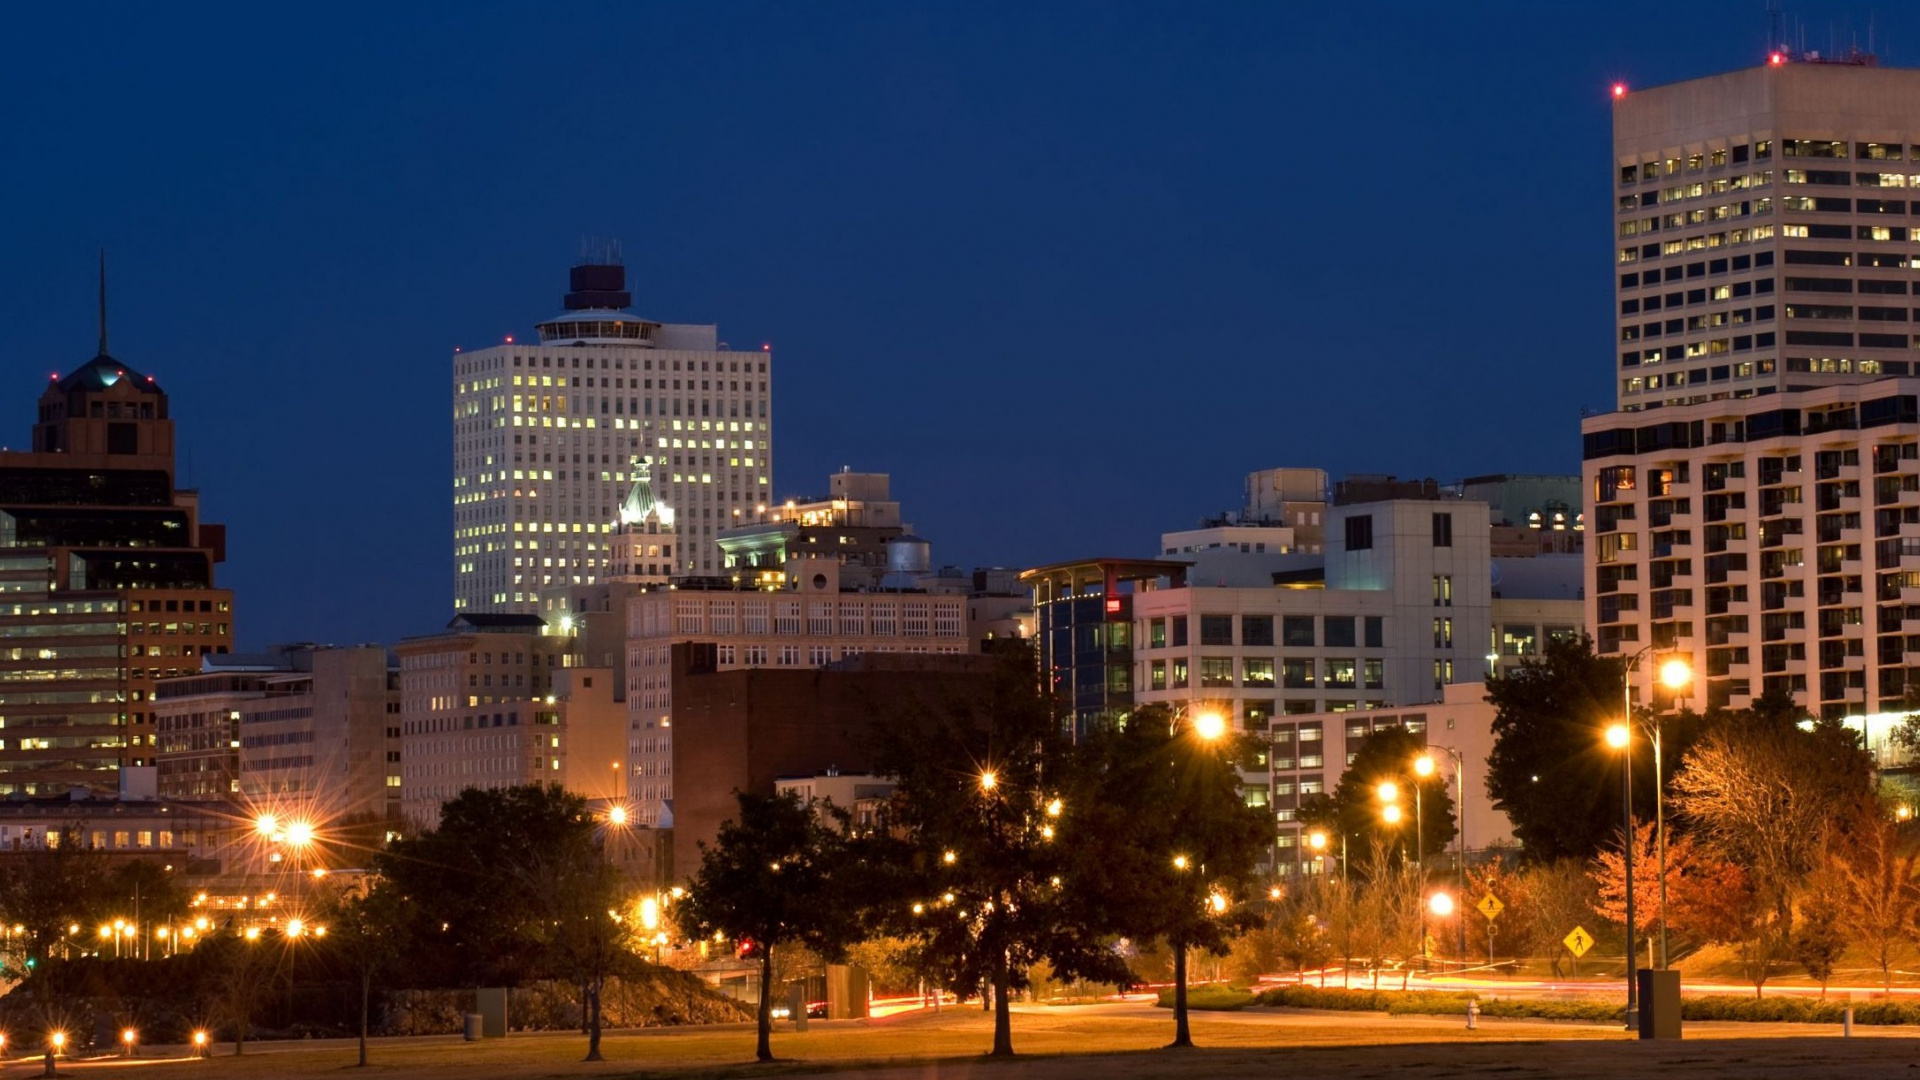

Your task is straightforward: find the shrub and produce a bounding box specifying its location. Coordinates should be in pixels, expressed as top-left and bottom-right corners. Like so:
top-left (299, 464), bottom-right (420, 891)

top-left (1250, 987), bottom-right (1920, 1026)
top-left (1153, 984), bottom-right (1254, 1011)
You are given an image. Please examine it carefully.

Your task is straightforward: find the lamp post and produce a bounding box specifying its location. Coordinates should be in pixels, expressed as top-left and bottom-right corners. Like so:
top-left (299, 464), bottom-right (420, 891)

top-left (1167, 705), bottom-right (1226, 1050)
top-left (1615, 648), bottom-right (1692, 979)
top-left (1650, 656), bottom-right (1691, 971)
top-left (1420, 747), bottom-right (1468, 960)
top-left (1604, 721), bottom-right (1635, 1027)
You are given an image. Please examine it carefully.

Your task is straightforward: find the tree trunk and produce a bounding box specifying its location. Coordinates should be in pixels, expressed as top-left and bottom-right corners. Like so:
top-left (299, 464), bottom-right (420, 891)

top-left (584, 977), bottom-right (604, 1062)
top-left (989, 949), bottom-right (1014, 1057)
top-left (1169, 937), bottom-right (1193, 1049)
top-left (359, 970), bottom-right (371, 1067)
top-left (756, 945), bottom-right (775, 1063)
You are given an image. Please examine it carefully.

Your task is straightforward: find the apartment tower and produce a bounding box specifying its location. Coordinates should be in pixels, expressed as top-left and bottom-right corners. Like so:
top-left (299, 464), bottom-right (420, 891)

top-left (452, 252), bottom-right (773, 612)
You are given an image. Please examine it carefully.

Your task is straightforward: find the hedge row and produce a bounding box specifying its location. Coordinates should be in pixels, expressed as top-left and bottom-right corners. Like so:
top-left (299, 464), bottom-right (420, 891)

top-left (1236, 984), bottom-right (1920, 1025)
top-left (1151, 985), bottom-right (1256, 1011)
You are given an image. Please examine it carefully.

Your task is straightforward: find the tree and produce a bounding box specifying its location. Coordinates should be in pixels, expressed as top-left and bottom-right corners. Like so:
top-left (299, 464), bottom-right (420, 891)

top-left (872, 643), bottom-right (1132, 1058)
top-left (1356, 845), bottom-right (1425, 988)
top-left (1516, 860), bottom-right (1598, 977)
top-left (0, 830), bottom-right (114, 971)
top-left (374, 784), bottom-right (601, 990)
top-left (1791, 886), bottom-right (1848, 999)
top-left (677, 791), bottom-right (862, 1063)
top-left (1668, 852), bottom-right (1777, 996)
top-left (1485, 635), bottom-right (1699, 862)
top-left (1084, 707), bottom-right (1274, 1048)
top-left (322, 881), bottom-right (407, 1067)
top-left (1671, 705), bottom-right (1875, 930)
top-left (521, 819), bottom-right (639, 1061)
top-left (1831, 808), bottom-right (1920, 993)
top-left (1589, 820), bottom-right (1697, 963)
top-left (201, 928), bottom-right (289, 1054)
top-left (1324, 726), bottom-right (1455, 871)
top-left (1267, 883), bottom-right (1335, 982)
top-left (1316, 873), bottom-right (1361, 988)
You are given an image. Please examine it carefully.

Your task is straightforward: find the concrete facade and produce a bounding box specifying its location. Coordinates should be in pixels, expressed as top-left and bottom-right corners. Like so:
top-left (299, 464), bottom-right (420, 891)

top-left (1269, 682), bottom-right (1513, 875)
top-left (1581, 379), bottom-right (1920, 751)
top-left (395, 615), bottom-right (624, 825)
top-left (452, 259), bottom-right (773, 612)
top-left (625, 556), bottom-right (969, 825)
top-left (1613, 61), bottom-right (1920, 411)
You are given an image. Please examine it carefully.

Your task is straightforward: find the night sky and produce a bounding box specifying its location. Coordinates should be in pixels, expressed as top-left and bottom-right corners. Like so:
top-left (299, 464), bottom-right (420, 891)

top-left (0, 2), bottom-right (1907, 649)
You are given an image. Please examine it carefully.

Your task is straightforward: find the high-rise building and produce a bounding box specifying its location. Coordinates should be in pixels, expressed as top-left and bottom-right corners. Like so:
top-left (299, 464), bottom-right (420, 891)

top-left (452, 255), bottom-right (774, 612)
top-left (1612, 57), bottom-right (1920, 412)
top-left (1590, 54), bottom-right (1920, 754)
top-left (0, 277), bottom-right (232, 796)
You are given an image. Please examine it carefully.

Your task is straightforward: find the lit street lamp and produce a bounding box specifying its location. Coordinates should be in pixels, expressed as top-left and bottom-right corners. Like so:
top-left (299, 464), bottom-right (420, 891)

top-left (1605, 719), bottom-right (1636, 1027)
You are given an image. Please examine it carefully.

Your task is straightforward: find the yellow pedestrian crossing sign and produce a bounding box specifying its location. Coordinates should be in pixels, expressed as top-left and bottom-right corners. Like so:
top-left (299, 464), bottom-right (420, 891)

top-left (1476, 892), bottom-right (1504, 920)
top-left (1564, 926), bottom-right (1594, 958)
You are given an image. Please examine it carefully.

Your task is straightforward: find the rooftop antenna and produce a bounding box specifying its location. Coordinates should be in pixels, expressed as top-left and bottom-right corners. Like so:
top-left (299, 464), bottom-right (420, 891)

top-left (97, 248), bottom-right (108, 356)
top-left (1767, 0), bottom-right (1783, 51)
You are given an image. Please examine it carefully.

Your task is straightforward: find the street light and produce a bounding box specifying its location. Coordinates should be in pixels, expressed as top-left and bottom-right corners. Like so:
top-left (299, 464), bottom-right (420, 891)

top-left (1191, 711), bottom-right (1227, 741)
top-left (1619, 646), bottom-right (1691, 985)
top-left (1428, 892), bottom-right (1455, 918)
top-left (1605, 719), bottom-right (1637, 1029)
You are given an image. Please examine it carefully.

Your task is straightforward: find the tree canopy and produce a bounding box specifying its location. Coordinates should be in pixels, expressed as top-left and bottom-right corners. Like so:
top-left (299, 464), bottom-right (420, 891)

top-left (677, 790), bottom-right (865, 1063)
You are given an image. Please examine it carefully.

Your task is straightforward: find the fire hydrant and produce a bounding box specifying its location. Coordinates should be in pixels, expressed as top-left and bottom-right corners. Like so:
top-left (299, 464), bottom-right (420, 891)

top-left (1466, 999), bottom-right (1480, 1030)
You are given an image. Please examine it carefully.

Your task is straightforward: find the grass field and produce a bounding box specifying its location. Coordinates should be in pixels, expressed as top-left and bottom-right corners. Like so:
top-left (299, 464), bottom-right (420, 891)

top-left (11, 1001), bottom-right (1920, 1079)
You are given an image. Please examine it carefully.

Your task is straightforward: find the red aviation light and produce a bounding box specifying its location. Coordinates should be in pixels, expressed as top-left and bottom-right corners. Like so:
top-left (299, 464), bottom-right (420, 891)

top-left (1769, 52), bottom-right (1787, 66)
top-left (1611, 83), bottom-right (1628, 100)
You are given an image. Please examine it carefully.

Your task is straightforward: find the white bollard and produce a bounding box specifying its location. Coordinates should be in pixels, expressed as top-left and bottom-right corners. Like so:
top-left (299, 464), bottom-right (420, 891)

top-left (1466, 1000), bottom-right (1479, 1030)
top-left (1844, 1005), bottom-right (1854, 1038)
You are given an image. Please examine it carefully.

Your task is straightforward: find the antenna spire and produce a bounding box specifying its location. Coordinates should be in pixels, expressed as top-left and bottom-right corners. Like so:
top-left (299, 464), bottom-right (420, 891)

top-left (97, 248), bottom-right (108, 356)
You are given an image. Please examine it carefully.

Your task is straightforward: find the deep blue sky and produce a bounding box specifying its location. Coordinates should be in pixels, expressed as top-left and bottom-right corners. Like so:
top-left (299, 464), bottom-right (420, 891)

top-left (0, 1), bottom-right (1906, 649)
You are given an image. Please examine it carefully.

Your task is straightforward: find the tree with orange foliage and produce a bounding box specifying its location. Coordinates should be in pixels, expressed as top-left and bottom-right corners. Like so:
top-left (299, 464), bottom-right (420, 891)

top-left (1589, 821), bottom-right (1697, 964)
top-left (1831, 807), bottom-right (1920, 994)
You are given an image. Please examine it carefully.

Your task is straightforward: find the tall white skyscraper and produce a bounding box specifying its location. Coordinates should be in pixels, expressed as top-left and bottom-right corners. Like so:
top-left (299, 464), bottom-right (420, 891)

top-left (452, 256), bottom-right (774, 612)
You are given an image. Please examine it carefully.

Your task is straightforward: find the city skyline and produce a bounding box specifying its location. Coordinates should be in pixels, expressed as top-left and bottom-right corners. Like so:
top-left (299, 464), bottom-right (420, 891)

top-left (2, 1), bottom-right (1906, 649)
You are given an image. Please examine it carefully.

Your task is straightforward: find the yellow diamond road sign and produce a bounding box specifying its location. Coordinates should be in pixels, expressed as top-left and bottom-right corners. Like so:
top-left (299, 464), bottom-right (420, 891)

top-left (1564, 926), bottom-right (1594, 958)
top-left (1476, 892), bottom-right (1504, 920)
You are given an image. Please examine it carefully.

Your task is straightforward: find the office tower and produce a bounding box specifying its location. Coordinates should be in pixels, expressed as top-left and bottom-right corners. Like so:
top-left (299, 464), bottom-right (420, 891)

top-left (451, 255), bottom-right (773, 612)
top-left (1613, 57), bottom-right (1920, 412)
top-left (0, 280), bottom-right (232, 796)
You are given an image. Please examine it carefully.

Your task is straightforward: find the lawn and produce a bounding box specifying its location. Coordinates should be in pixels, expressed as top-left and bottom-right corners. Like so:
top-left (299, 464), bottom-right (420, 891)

top-left (16, 1001), bottom-right (1920, 1079)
